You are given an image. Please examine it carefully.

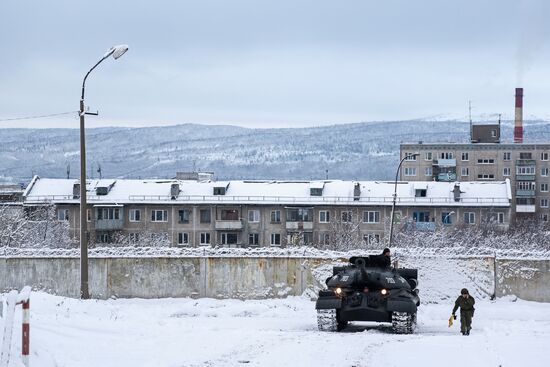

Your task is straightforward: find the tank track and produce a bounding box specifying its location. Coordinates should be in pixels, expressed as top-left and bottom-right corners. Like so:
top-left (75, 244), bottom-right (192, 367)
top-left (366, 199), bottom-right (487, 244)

top-left (392, 311), bottom-right (417, 334)
top-left (317, 309), bottom-right (338, 332)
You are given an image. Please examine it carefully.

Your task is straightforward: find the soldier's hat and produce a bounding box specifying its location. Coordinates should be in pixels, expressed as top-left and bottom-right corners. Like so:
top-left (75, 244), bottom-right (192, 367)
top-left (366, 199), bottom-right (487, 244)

top-left (461, 288), bottom-right (469, 295)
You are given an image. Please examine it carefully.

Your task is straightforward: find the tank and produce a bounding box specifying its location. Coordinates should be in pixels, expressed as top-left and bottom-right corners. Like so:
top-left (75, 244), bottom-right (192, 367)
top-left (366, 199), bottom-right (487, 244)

top-left (316, 255), bottom-right (420, 334)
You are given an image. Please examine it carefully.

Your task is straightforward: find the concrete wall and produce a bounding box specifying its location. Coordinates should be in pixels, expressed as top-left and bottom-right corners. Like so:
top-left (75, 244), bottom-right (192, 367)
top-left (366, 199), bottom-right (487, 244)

top-left (0, 257), bottom-right (329, 300)
top-left (495, 259), bottom-right (550, 302)
top-left (0, 257), bottom-right (548, 302)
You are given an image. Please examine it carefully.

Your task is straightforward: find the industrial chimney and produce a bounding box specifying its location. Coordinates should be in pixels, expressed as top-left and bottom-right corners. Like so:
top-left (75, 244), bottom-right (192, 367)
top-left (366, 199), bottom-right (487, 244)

top-left (514, 87), bottom-right (523, 143)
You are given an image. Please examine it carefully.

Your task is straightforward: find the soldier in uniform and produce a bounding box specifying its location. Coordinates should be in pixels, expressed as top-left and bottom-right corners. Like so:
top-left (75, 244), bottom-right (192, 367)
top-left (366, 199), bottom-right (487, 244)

top-left (371, 248), bottom-right (391, 268)
top-left (452, 288), bottom-right (475, 335)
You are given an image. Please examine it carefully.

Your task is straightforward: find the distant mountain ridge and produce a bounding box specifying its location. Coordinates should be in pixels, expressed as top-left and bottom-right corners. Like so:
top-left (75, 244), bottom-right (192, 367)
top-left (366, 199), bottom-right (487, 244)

top-left (1, 119), bottom-right (550, 184)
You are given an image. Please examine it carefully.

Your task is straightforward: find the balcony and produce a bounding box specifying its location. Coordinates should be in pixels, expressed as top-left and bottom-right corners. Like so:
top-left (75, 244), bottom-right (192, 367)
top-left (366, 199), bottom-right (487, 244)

top-left (516, 174), bottom-right (536, 181)
top-left (433, 159), bottom-right (456, 167)
top-left (516, 205), bottom-right (536, 213)
top-left (286, 221), bottom-right (313, 230)
top-left (516, 189), bottom-right (536, 197)
top-left (215, 220), bottom-right (243, 230)
top-left (437, 173), bottom-right (457, 182)
top-left (516, 159), bottom-right (536, 166)
top-left (95, 219), bottom-right (124, 230)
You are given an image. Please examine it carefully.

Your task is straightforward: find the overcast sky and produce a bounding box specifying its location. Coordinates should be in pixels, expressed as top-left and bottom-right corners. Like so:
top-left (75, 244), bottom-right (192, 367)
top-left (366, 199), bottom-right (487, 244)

top-left (1, 0), bottom-right (549, 128)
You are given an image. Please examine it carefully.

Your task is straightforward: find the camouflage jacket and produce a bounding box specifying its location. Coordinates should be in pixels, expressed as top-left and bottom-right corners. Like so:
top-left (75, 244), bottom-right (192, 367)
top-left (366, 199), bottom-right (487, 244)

top-left (452, 295), bottom-right (475, 314)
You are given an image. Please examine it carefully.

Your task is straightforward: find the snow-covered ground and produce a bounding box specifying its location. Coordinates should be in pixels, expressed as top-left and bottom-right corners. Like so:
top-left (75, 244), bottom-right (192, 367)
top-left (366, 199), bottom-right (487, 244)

top-left (2, 293), bottom-right (549, 367)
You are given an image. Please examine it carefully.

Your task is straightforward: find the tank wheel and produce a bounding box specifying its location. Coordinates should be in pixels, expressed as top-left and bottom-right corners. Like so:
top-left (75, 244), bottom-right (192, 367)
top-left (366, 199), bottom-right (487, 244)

top-left (392, 311), bottom-right (417, 334)
top-left (317, 309), bottom-right (338, 331)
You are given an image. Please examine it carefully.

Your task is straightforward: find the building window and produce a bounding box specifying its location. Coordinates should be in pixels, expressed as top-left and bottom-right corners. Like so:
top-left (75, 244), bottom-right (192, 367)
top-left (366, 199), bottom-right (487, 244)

top-left (363, 211), bottom-right (380, 223)
top-left (200, 232), bottom-right (210, 245)
top-left (541, 199), bottom-right (549, 208)
top-left (87, 209), bottom-right (92, 222)
top-left (541, 152), bottom-right (549, 161)
top-left (220, 209), bottom-right (238, 221)
top-left (487, 212), bottom-right (504, 224)
top-left (503, 167), bottom-right (511, 177)
top-left (319, 233), bottom-right (330, 245)
top-left (57, 209), bottom-right (69, 221)
top-left (177, 209), bottom-right (190, 223)
top-left (441, 212), bottom-right (453, 224)
top-left (464, 212), bottom-right (475, 224)
top-left (541, 214), bottom-right (549, 222)
top-left (404, 167), bottom-right (416, 176)
top-left (425, 152), bottom-right (432, 161)
top-left (542, 168), bottom-right (549, 177)
top-left (461, 167), bottom-right (469, 177)
top-left (128, 232), bottom-right (140, 243)
top-left (477, 174), bottom-right (495, 180)
top-left (541, 183), bottom-right (549, 192)
top-left (200, 209), bottom-right (211, 223)
top-left (404, 153), bottom-right (417, 161)
top-left (96, 232), bottom-right (112, 243)
top-left (503, 152), bottom-right (511, 161)
top-left (319, 210), bottom-right (330, 223)
top-left (363, 234), bottom-right (380, 245)
top-left (491, 129), bottom-right (497, 138)
top-left (129, 209), bottom-right (141, 222)
top-left (341, 211), bottom-right (352, 222)
top-left (440, 152), bottom-right (453, 159)
top-left (520, 152), bottom-right (532, 159)
top-left (221, 233), bottom-right (238, 245)
top-left (151, 210), bottom-right (167, 222)
top-left (248, 210), bottom-right (260, 223)
top-left (178, 232), bottom-right (189, 245)
top-left (248, 233), bottom-right (259, 246)
top-left (516, 166), bottom-right (535, 175)
top-left (415, 189), bottom-right (427, 197)
top-left (286, 208), bottom-right (313, 222)
top-left (461, 152), bottom-right (469, 161)
top-left (477, 158), bottom-right (495, 164)
top-left (413, 211), bottom-right (430, 222)
top-left (270, 233), bottom-right (281, 246)
top-left (270, 210), bottom-right (281, 223)
top-left (518, 181), bottom-right (536, 191)
top-left (424, 167), bottom-right (432, 176)
top-left (98, 208), bottom-right (120, 220)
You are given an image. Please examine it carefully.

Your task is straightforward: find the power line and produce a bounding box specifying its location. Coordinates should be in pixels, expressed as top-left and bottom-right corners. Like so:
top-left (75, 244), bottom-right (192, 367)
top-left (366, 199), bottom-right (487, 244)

top-left (0, 111), bottom-right (77, 122)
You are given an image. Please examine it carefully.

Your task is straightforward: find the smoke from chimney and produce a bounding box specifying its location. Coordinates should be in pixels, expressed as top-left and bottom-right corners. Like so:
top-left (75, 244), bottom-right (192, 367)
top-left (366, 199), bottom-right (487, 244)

top-left (514, 88), bottom-right (523, 144)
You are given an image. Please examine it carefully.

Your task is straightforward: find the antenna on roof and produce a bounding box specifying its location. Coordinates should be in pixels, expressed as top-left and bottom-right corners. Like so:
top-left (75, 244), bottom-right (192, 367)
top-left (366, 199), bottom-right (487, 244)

top-left (469, 100), bottom-right (473, 142)
top-left (325, 169), bottom-right (328, 180)
top-left (97, 164), bottom-right (102, 180)
top-left (66, 164), bottom-right (70, 179)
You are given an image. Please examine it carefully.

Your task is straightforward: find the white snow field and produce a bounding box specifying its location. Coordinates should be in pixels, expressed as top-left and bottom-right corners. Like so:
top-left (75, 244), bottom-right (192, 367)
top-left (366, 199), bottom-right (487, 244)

top-left (1, 293), bottom-right (549, 367)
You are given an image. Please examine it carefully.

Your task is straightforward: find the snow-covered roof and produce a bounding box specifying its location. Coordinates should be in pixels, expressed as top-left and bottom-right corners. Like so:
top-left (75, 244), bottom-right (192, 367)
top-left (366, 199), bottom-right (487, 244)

top-left (23, 176), bottom-right (512, 207)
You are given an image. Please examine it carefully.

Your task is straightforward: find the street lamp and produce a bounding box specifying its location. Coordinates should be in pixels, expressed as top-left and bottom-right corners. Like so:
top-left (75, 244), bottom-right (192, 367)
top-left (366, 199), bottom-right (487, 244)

top-left (388, 152), bottom-right (419, 247)
top-left (79, 44), bottom-right (128, 299)
top-left (443, 211), bottom-right (455, 225)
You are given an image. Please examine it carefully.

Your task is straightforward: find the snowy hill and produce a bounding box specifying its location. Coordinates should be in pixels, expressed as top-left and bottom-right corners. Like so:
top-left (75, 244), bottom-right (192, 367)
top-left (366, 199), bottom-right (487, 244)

top-left (2, 119), bottom-right (550, 184)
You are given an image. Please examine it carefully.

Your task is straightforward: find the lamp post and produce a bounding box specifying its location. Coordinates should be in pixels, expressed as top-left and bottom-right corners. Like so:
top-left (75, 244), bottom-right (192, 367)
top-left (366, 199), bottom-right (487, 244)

top-left (443, 211), bottom-right (455, 225)
top-left (388, 152), bottom-right (419, 247)
top-left (79, 44), bottom-right (128, 299)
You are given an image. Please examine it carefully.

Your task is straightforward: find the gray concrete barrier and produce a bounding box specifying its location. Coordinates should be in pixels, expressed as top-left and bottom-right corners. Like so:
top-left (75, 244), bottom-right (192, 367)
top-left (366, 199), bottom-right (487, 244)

top-left (0, 257), bottom-right (548, 302)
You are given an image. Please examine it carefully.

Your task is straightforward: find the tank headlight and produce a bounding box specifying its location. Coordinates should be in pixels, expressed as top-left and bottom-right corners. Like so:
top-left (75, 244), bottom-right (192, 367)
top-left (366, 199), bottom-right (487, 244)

top-left (381, 289), bottom-right (388, 295)
top-left (335, 287), bottom-right (342, 295)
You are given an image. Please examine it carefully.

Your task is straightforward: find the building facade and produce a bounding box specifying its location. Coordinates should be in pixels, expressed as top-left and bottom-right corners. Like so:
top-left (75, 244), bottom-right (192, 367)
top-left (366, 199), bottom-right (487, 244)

top-left (22, 176), bottom-right (512, 247)
top-left (400, 142), bottom-right (550, 223)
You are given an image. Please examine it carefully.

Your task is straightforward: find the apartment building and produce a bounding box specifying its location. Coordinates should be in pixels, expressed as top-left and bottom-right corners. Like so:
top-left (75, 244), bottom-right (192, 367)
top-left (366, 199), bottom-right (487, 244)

top-left (400, 142), bottom-right (550, 223)
top-left (22, 176), bottom-right (511, 247)
top-left (400, 87), bottom-right (550, 223)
